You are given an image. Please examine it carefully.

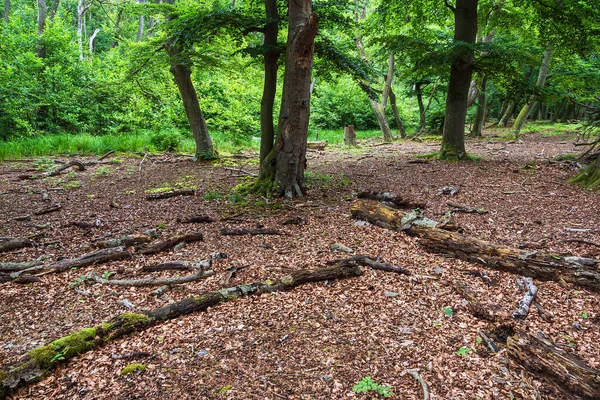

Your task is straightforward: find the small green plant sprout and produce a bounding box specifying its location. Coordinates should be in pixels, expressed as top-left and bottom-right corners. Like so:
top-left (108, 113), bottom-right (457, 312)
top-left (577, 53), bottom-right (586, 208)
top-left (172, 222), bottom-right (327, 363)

top-left (121, 363), bottom-right (146, 375)
top-left (432, 321), bottom-right (443, 327)
top-left (68, 275), bottom-right (86, 286)
top-left (442, 306), bottom-right (453, 317)
top-left (352, 376), bottom-right (393, 398)
top-left (157, 222), bottom-right (167, 229)
top-left (102, 271), bottom-right (113, 280)
top-left (457, 346), bottom-right (471, 356)
top-left (203, 192), bottom-right (220, 201)
top-left (95, 166), bottom-right (113, 176)
top-left (476, 336), bottom-right (483, 344)
top-left (581, 311), bottom-right (589, 319)
top-left (50, 352), bottom-right (66, 363)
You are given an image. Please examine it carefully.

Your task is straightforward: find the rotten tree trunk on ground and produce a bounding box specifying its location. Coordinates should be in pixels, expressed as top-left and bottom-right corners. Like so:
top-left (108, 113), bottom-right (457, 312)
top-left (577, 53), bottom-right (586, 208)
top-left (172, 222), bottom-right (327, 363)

top-left (357, 191), bottom-right (426, 209)
top-left (142, 260), bottom-right (211, 272)
top-left (176, 215), bottom-right (215, 224)
top-left (0, 264), bottom-right (363, 399)
top-left (449, 280), bottom-right (495, 321)
top-left (86, 267), bottom-right (214, 287)
top-left (351, 200), bottom-right (600, 291)
top-left (33, 204), bottom-right (61, 215)
top-left (220, 228), bottom-right (282, 236)
top-left (95, 234), bottom-right (152, 249)
top-left (136, 232), bottom-right (203, 255)
top-left (0, 237), bottom-right (33, 253)
top-left (344, 125), bottom-right (357, 146)
top-left (146, 189), bottom-right (195, 201)
top-left (507, 331), bottom-right (600, 399)
top-left (307, 140), bottom-right (328, 151)
top-left (329, 255), bottom-right (410, 275)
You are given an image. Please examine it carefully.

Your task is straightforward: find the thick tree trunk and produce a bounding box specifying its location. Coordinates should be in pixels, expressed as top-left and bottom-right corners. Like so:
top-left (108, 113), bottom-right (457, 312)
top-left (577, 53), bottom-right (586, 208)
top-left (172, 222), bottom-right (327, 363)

top-left (389, 88), bottom-right (406, 138)
top-left (351, 200), bottom-right (600, 291)
top-left (344, 125), bottom-right (357, 146)
top-left (416, 82), bottom-right (426, 132)
top-left (440, 0), bottom-right (478, 159)
top-left (0, 264), bottom-right (362, 399)
top-left (166, 44), bottom-right (215, 159)
top-left (272, 0), bottom-right (318, 198)
top-left (471, 74), bottom-right (488, 137)
top-left (370, 100), bottom-right (393, 141)
top-left (507, 331), bottom-right (600, 399)
top-left (512, 48), bottom-right (552, 138)
top-left (258, 0), bottom-right (280, 172)
top-left (498, 102), bottom-right (515, 126)
top-left (88, 28), bottom-right (99, 54)
top-left (570, 154), bottom-right (600, 189)
top-left (136, 0), bottom-right (145, 42)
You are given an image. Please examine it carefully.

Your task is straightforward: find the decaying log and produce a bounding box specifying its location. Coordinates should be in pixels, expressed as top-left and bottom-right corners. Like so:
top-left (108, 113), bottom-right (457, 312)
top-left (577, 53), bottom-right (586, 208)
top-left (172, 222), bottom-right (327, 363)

top-left (0, 263), bottom-right (363, 399)
top-left (351, 200), bottom-right (600, 292)
top-left (307, 140), bottom-right (328, 151)
top-left (0, 273), bottom-right (41, 284)
top-left (447, 201), bottom-right (488, 214)
top-left (449, 280), bottom-right (495, 321)
top-left (142, 260), bottom-right (210, 272)
top-left (0, 237), bottom-right (33, 253)
top-left (357, 191), bottom-right (427, 209)
top-left (344, 125), bottom-right (357, 146)
top-left (176, 215), bottom-right (215, 224)
top-left (507, 331), bottom-right (600, 400)
top-left (512, 277), bottom-right (538, 320)
top-left (95, 234), bottom-right (152, 249)
top-left (407, 369), bottom-right (430, 400)
top-left (86, 267), bottom-right (214, 287)
top-left (0, 256), bottom-right (48, 272)
top-left (33, 204), bottom-right (61, 215)
top-left (145, 189), bottom-right (195, 201)
top-left (136, 232), bottom-right (203, 255)
top-left (19, 160), bottom-right (85, 180)
top-left (330, 255), bottom-right (410, 275)
top-left (220, 228), bottom-right (283, 236)
top-left (111, 352), bottom-right (150, 360)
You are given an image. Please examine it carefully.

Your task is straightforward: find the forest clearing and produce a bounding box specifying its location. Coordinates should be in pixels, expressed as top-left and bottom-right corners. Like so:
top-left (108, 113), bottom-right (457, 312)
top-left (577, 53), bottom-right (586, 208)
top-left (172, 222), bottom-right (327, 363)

top-left (1, 127), bottom-right (599, 399)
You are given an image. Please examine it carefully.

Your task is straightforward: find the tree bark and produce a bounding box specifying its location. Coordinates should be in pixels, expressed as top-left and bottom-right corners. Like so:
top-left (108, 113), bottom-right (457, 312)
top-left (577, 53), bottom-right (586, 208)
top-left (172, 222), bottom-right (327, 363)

top-left (512, 48), bottom-right (552, 138)
top-left (0, 264), bottom-right (362, 399)
top-left (0, 237), bottom-right (33, 253)
top-left (389, 88), bottom-right (407, 138)
top-left (416, 82), bottom-right (426, 132)
top-left (381, 53), bottom-right (394, 109)
top-left (3, 0), bottom-right (8, 23)
top-left (271, 0), bottom-right (318, 198)
top-left (113, 8), bottom-right (123, 47)
top-left (165, 43), bottom-right (215, 159)
top-left (507, 331), bottom-right (600, 399)
top-left (351, 200), bottom-right (600, 291)
top-left (35, 0), bottom-right (47, 58)
top-left (344, 125), bottom-right (357, 146)
top-left (471, 74), bottom-right (488, 137)
top-left (498, 102), bottom-right (515, 126)
top-left (88, 28), bottom-right (100, 55)
top-left (258, 0), bottom-right (280, 173)
top-left (440, 0), bottom-right (479, 159)
top-left (136, 0), bottom-right (145, 42)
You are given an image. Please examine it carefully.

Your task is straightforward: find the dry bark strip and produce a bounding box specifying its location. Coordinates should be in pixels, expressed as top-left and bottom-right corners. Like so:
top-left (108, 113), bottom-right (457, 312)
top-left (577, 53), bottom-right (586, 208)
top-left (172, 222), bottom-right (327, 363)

top-left (0, 237), bottom-right (33, 253)
top-left (329, 255), bottom-right (410, 275)
top-left (507, 331), bottom-right (600, 399)
top-left (0, 264), bottom-right (363, 399)
top-left (351, 200), bottom-right (600, 292)
top-left (95, 234), bottom-right (152, 249)
top-left (220, 228), bottom-right (283, 236)
top-left (19, 160), bottom-right (85, 180)
top-left (136, 232), bottom-right (203, 255)
top-left (145, 189), bottom-right (195, 201)
top-left (85, 268), bottom-right (214, 287)
top-left (407, 369), bottom-right (430, 400)
top-left (357, 191), bottom-right (426, 209)
top-left (512, 277), bottom-right (537, 320)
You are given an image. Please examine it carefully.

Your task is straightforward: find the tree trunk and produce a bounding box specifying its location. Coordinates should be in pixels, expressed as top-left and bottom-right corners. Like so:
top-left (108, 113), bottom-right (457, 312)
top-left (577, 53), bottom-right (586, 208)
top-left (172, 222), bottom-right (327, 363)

top-left (136, 0), bottom-right (145, 42)
top-left (561, 100), bottom-right (575, 123)
top-left (77, 0), bottom-right (84, 60)
top-left (166, 44), bottom-right (215, 160)
top-left (507, 331), bottom-right (600, 399)
top-left (440, 0), bottom-right (478, 159)
top-left (272, 0), bottom-right (318, 198)
top-left (35, 0), bottom-right (47, 58)
top-left (512, 48), bottom-right (552, 138)
top-left (551, 98), bottom-right (567, 122)
top-left (3, 0), bottom-right (8, 23)
top-left (350, 200), bottom-right (600, 291)
top-left (570, 154), bottom-right (600, 189)
top-left (416, 82), bottom-right (426, 132)
top-left (370, 100), bottom-right (393, 141)
top-left (471, 74), bottom-right (488, 137)
top-left (258, 0), bottom-right (280, 174)
top-left (344, 125), bottom-right (357, 146)
top-left (389, 88), bottom-right (406, 138)
top-left (498, 102), bottom-right (515, 126)
top-left (381, 53), bottom-right (394, 109)
top-left (89, 28), bottom-right (100, 55)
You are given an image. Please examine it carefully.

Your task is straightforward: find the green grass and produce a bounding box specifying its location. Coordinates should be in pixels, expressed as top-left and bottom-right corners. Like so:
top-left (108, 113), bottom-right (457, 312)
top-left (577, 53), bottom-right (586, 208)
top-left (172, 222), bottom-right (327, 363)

top-left (307, 129), bottom-right (385, 145)
top-left (520, 121), bottom-right (581, 137)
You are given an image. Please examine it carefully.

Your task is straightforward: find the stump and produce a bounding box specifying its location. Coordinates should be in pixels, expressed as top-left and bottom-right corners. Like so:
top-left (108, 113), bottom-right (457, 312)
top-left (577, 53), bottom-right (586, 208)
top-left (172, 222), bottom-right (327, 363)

top-left (344, 125), bottom-right (357, 146)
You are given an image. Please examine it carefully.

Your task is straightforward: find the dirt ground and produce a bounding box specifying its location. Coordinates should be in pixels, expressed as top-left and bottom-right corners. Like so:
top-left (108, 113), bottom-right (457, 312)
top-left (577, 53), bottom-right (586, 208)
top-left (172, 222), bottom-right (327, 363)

top-left (1, 130), bottom-right (599, 399)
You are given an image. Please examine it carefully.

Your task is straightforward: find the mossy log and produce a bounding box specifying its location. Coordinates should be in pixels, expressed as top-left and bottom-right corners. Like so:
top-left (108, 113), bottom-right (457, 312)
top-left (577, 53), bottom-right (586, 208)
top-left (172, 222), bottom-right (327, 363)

top-left (307, 140), bottom-right (328, 151)
top-left (351, 200), bottom-right (600, 291)
top-left (136, 232), bottom-right (203, 255)
top-left (507, 331), bottom-right (600, 399)
top-left (0, 264), bottom-right (362, 399)
top-left (0, 237), bottom-right (33, 253)
top-left (145, 189), bottom-right (195, 201)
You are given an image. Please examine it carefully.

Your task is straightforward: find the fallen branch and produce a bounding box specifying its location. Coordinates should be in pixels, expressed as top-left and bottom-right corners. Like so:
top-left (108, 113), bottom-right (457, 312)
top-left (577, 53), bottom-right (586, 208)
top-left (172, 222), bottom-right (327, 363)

top-left (357, 191), bottom-right (426, 209)
top-left (220, 228), bottom-right (283, 236)
top-left (86, 268), bottom-right (214, 287)
top-left (407, 369), bottom-right (430, 400)
top-left (19, 160), bottom-right (85, 180)
top-left (507, 331), bottom-right (600, 399)
top-left (351, 200), bottom-right (600, 292)
top-left (142, 260), bottom-right (210, 272)
top-left (97, 151), bottom-right (115, 161)
top-left (137, 232), bottom-right (203, 255)
top-left (560, 239), bottom-right (600, 248)
top-left (0, 263), bottom-right (363, 398)
top-left (329, 255), bottom-right (410, 275)
top-left (0, 256), bottom-right (48, 272)
top-left (512, 277), bottom-right (538, 320)
top-left (449, 280), bottom-right (495, 321)
top-left (33, 204), bottom-right (61, 216)
top-left (111, 352), bottom-right (150, 360)
top-left (176, 215), bottom-right (215, 224)
top-left (478, 331), bottom-right (500, 353)
top-left (0, 237), bottom-right (33, 253)
top-left (95, 234), bottom-right (152, 249)
top-left (447, 201), bottom-right (487, 214)
top-left (224, 167), bottom-right (257, 177)
top-left (146, 189), bottom-right (195, 201)
top-left (0, 273), bottom-right (41, 284)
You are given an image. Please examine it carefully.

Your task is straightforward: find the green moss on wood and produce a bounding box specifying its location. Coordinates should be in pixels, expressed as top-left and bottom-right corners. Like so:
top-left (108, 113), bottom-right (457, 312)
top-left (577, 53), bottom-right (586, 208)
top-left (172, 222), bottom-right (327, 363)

top-left (119, 312), bottom-right (152, 327)
top-left (27, 327), bottom-right (97, 370)
top-left (569, 159), bottom-right (600, 189)
top-left (120, 363), bottom-right (146, 375)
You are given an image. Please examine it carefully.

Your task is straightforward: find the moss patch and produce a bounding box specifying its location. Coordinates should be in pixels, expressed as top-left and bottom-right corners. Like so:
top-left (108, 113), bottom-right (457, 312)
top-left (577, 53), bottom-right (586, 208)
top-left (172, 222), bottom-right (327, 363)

top-left (120, 312), bottom-right (152, 327)
top-left (27, 327), bottom-right (97, 370)
top-left (121, 363), bottom-right (146, 375)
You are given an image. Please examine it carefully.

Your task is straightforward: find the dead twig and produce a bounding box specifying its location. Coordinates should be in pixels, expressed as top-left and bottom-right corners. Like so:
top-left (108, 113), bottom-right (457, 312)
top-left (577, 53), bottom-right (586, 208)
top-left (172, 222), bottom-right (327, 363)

top-left (407, 369), bottom-right (430, 400)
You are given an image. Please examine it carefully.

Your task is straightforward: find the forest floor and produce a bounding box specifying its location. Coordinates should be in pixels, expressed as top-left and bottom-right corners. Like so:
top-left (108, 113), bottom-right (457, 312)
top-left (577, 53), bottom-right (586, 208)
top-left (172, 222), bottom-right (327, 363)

top-left (1, 127), bottom-right (599, 399)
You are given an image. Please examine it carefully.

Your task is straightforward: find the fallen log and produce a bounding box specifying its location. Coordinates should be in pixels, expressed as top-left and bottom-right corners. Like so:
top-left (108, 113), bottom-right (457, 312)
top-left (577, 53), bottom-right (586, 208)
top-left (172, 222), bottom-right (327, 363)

top-left (142, 260), bottom-right (211, 272)
top-left (95, 234), bottom-right (152, 249)
top-left (0, 273), bottom-right (41, 284)
top-left (86, 267), bottom-right (214, 287)
top-left (19, 160), bottom-right (85, 180)
top-left (136, 232), bottom-right (203, 255)
top-left (507, 331), bottom-right (600, 400)
top-left (220, 228), bottom-right (283, 236)
top-left (307, 140), bottom-right (328, 151)
top-left (33, 204), bottom-right (61, 216)
top-left (0, 256), bottom-right (48, 272)
top-left (512, 277), bottom-right (537, 320)
top-left (0, 237), bottom-right (33, 253)
top-left (0, 263), bottom-right (363, 399)
top-left (447, 201), bottom-right (487, 214)
top-left (146, 189), bottom-right (195, 201)
top-left (357, 191), bottom-right (426, 209)
top-left (351, 200), bottom-right (600, 292)
top-left (176, 215), bottom-right (215, 224)
top-left (448, 280), bottom-right (495, 321)
top-left (329, 255), bottom-right (410, 275)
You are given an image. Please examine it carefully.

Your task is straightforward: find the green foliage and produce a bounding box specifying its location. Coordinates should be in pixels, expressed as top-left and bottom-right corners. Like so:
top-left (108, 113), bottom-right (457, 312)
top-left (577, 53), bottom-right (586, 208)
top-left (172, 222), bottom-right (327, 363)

top-left (457, 346), bottom-right (471, 356)
top-left (442, 306), bottom-right (453, 317)
top-left (68, 276), bottom-right (87, 287)
top-left (352, 376), bottom-right (393, 398)
top-left (203, 192), bottom-right (221, 201)
top-left (150, 131), bottom-right (183, 152)
top-left (121, 363), bottom-right (146, 375)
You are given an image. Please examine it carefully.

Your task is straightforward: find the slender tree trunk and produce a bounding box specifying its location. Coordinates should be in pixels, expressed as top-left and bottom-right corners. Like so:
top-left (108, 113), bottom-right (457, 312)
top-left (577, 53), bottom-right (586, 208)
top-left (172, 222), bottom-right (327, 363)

top-left (471, 75), bottom-right (488, 137)
top-left (512, 48), bottom-right (552, 138)
top-left (136, 0), bottom-right (145, 42)
top-left (440, 0), bottom-right (478, 159)
top-left (258, 0), bottom-right (280, 176)
top-left (389, 88), bottom-right (406, 138)
top-left (416, 82), bottom-right (426, 132)
top-left (3, 0), bottom-right (8, 23)
top-left (272, 0), bottom-right (318, 198)
top-left (498, 102), bottom-right (515, 126)
top-left (165, 44), bottom-right (215, 160)
top-left (35, 0), bottom-right (47, 58)
top-left (89, 28), bottom-right (99, 54)
top-left (113, 8), bottom-right (123, 47)
top-left (381, 53), bottom-right (394, 108)
top-left (77, 0), bottom-right (84, 60)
